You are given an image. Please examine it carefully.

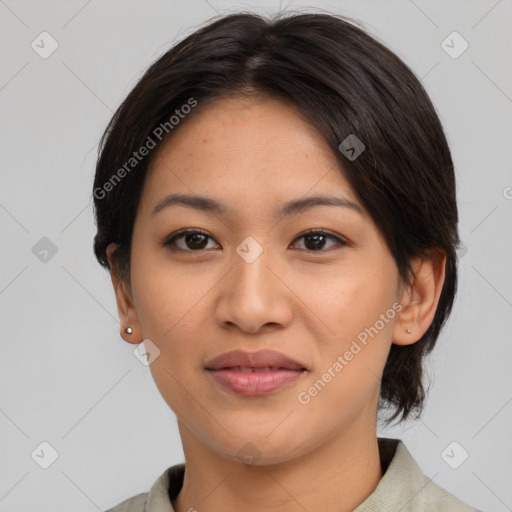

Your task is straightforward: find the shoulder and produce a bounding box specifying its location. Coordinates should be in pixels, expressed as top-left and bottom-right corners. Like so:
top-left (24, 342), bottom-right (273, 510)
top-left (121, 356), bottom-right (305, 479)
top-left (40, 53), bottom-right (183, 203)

top-left (103, 463), bottom-right (185, 512)
top-left (356, 438), bottom-right (483, 512)
top-left (416, 476), bottom-right (482, 511)
top-left (104, 491), bottom-right (147, 512)
top-left (392, 440), bottom-right (482, 511)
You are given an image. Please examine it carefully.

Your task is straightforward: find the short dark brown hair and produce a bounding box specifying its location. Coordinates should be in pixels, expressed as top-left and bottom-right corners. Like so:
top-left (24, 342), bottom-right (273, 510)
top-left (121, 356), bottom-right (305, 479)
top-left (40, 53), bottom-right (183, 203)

top-left (93, 11), bottom-right (460, 426)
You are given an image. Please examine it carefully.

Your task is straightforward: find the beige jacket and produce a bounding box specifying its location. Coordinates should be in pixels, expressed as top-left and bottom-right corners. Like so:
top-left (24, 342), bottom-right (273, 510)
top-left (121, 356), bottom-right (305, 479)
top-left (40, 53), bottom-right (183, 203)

top-left (105, 438), bottom-right (482, 512)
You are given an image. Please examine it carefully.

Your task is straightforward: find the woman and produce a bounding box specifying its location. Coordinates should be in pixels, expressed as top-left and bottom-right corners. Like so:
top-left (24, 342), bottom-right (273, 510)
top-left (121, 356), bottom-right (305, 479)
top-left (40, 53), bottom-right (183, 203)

top-left (94, 11), bottom-right (482, 512)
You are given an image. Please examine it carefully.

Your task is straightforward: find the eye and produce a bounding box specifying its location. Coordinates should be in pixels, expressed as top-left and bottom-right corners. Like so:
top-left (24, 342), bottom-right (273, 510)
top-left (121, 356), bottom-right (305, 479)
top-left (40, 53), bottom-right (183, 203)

top-left (162, 229), bottom-right (220, 251)
top-left (290, 229), bottom-right (348, 251)
top-left (162, 228), bottom-right (347, 252)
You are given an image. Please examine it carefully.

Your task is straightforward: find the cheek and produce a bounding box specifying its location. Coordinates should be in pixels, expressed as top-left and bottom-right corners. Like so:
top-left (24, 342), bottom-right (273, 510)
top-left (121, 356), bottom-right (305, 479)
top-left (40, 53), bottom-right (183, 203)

top-left (130, 245), bottom-right (214, 387)
top-left (294, 254), bottom-right (398, 400)
top-left (297, 255), bottom-right (398, 345)
top-left (132, 259), bottom-right (207, 412)
top-left (130, 242), bottom-right (202, 338)
top-left (294, 277), bottom-right (396, 428)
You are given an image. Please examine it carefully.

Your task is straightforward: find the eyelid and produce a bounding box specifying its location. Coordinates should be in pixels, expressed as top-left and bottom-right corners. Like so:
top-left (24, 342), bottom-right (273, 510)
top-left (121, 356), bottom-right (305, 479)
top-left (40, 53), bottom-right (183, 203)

top-left (162, 228), bottom-right (349, 252)
top-left (162, 228), bottom-right (217, 249)
top-left (290, 229), bottom-right (349, 251)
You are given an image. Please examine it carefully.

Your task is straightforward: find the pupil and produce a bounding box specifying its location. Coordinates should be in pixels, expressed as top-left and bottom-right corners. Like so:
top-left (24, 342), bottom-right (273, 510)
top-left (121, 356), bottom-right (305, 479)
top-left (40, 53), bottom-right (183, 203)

top-left (306, 234), bottom-right (325, 250)
top-left (187, 233), bottom-right (207, 249)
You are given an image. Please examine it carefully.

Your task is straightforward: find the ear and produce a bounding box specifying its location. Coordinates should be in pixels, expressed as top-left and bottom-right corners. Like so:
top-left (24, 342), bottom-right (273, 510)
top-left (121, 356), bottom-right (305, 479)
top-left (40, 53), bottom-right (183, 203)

top-left (107, 243), bottom-right (141, 345)
top-left (392, 248), bottom-right (446, 346)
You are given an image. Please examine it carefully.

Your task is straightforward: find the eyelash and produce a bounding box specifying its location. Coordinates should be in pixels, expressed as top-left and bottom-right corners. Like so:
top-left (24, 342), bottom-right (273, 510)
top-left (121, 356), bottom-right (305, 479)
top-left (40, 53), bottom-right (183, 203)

top-left (162, 228), bottom-right (348, 253)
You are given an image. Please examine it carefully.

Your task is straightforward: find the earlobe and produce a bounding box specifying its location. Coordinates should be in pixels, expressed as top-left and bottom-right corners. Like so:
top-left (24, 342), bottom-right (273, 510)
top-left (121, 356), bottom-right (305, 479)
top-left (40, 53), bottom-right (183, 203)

top-left (106, 243), bottom-right (142, 345)
top-left (392, 249), bottom-right (446, 346)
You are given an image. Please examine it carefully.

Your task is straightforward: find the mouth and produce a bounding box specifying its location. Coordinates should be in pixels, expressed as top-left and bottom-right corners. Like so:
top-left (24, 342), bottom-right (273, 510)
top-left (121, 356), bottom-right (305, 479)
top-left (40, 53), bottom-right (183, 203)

top-left (214, 366), bottom-right (301, 372)
top-left (205, 367), bottom-right (307, 396)
top-left (204, 349), bottom-right (307, 371)
top-left (204, 350), bottom-right (308, 396)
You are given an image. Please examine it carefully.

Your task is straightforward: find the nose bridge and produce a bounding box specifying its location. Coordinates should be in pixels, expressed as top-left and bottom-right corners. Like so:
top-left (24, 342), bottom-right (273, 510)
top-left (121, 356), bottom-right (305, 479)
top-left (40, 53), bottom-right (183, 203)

top-left (216, 236), bottom-right (292, 333)
top-left (232, 236), bottom-right (275, 304)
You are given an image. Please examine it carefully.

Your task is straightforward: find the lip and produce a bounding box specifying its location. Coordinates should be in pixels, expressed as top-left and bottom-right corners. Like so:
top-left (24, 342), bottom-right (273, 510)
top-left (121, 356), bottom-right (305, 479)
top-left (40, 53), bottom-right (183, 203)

top-left (204, 349), bottom-right (307, 371)
top-left (204, 349), bottom-right (308, 397)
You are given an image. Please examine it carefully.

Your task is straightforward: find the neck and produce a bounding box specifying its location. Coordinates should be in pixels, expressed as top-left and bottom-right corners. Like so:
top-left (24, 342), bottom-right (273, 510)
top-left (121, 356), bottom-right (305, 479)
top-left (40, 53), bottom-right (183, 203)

top-left (172, 419), bottom-right (383, 512)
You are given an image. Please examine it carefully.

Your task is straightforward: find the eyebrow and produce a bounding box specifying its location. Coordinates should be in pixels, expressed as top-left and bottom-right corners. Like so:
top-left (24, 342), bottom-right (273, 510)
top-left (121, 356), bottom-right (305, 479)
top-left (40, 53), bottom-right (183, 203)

top-left (152, 193), bottom-right (364, 218)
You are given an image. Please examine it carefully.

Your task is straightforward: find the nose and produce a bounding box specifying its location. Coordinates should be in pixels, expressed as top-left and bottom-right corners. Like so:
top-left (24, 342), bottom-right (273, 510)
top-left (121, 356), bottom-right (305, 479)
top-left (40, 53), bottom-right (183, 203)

top-left (214, 246), bottom-right (293, 335)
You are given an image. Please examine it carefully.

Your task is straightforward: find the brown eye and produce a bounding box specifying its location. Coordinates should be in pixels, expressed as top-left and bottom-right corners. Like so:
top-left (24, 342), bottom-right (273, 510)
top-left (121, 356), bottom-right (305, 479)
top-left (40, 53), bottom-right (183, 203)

top-left (163, 228), bottom-right (347, 253)
top-left (291, 230), bottom-right (347, 251)
top-left (163, 229), bottom-right (220, 251)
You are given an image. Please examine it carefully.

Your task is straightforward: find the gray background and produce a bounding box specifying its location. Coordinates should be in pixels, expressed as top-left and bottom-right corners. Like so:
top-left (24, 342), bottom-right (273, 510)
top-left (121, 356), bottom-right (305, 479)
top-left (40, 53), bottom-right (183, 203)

top-left (1, 0), bottom-right (511, 511)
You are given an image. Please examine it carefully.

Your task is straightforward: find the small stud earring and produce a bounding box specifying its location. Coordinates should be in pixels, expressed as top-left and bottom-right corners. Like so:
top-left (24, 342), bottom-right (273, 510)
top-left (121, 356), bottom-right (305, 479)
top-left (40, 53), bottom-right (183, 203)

top-left (125, 327), bottom-right (133, 335)
top-left (406, 328), bottom-right (411, 334)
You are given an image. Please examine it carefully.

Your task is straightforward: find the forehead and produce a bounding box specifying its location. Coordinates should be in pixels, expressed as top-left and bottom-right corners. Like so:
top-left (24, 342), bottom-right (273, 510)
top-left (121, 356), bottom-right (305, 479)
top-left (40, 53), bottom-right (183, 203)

top-left (141, 96), bottom-right (359, 212)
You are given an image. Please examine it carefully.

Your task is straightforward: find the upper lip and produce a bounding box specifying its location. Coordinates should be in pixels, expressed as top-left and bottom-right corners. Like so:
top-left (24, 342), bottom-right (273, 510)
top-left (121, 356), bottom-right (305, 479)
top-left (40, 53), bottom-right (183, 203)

top-left (204, 349), bottom-right (307, 371)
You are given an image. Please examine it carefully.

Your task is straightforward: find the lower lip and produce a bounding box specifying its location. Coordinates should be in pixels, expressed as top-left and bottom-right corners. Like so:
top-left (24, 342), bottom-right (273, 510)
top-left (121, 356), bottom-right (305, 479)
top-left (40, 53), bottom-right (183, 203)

top-left (206, 368), bottom-right (305, 396)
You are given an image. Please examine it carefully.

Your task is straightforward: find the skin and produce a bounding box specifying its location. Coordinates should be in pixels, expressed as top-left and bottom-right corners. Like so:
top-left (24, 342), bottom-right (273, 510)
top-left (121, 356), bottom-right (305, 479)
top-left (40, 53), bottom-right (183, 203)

top-left (107, 95), bottom-right (446, 512)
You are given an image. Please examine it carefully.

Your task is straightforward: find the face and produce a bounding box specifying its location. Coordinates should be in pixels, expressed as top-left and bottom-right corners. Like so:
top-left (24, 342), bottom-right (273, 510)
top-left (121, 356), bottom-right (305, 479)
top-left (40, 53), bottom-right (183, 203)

top-left (119, 96), bottom-right (408, 464)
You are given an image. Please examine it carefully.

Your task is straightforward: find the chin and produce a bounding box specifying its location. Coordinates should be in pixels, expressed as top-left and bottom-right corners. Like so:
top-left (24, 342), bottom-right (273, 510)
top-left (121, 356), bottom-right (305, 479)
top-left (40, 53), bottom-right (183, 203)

top-left (216, 432), bottom-right (308, 468)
